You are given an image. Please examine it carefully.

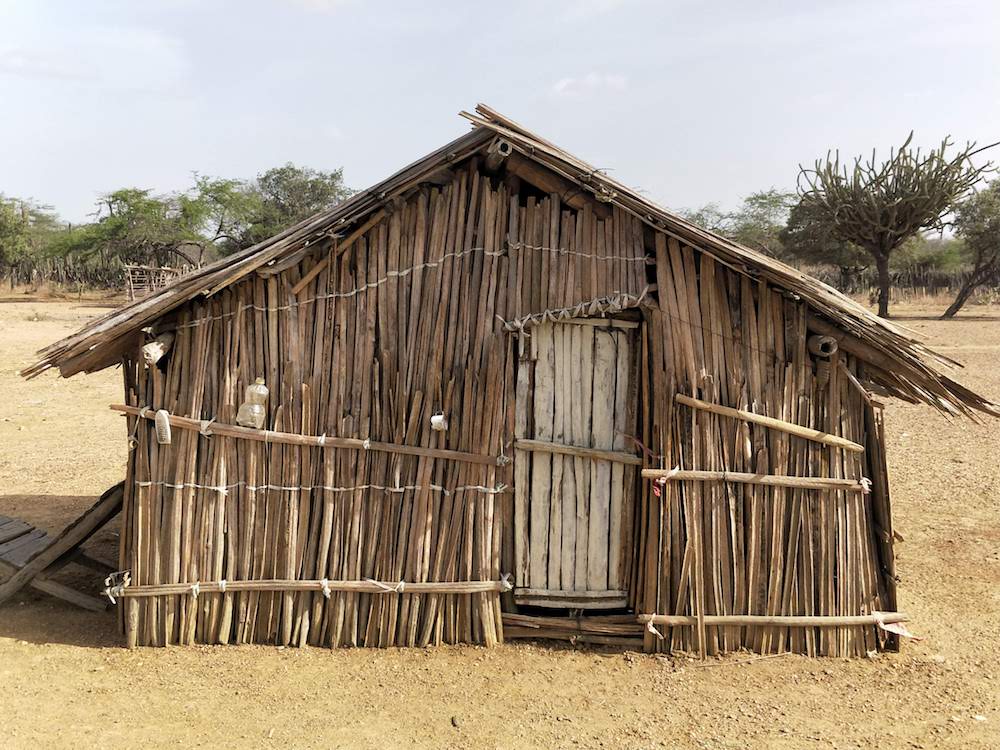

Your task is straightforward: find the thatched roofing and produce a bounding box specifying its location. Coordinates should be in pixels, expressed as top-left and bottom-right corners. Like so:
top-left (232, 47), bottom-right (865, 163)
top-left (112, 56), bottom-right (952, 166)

top-left (24, 104), bottom-right (998, 418)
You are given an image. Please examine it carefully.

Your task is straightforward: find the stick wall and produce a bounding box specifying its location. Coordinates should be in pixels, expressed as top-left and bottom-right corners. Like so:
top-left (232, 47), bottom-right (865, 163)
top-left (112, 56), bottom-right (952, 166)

top-left (118, 160), bottom-right (649, 647)
top-left (636, 236), bottom-right (894, 656)
top-left (115, 155), bottom-right (894, 655)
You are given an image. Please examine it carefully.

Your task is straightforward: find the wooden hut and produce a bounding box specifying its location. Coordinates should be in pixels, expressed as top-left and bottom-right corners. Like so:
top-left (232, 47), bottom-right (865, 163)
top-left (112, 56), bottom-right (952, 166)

top-left (24, 105), bottom-right (997, 656)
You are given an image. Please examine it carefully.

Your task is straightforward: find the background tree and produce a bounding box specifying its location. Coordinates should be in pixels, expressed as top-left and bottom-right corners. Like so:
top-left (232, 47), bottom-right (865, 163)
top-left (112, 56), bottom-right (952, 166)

top-left (0, 196), bottom-right (66, 288)
top-left (942, 181), bottom-right (1000, 318)
top-left (680, 189), bottom-right (795, 260)
top-left (726, 189), bottom-right (796, 259)
top-left (183, 177), bottom-right (261, 260)
top-left (781, 200), bottom-right (869, 287)
top-left (797, 134), bottom-right (994, 317)
top-left (0, 198), bottom-right (31, 281)
top-left (1, 162), bottom-right (351, 290)
top-left (234, 163), bottom-right (352, 251)
top-left (89, 188), bottom-right (201, 268)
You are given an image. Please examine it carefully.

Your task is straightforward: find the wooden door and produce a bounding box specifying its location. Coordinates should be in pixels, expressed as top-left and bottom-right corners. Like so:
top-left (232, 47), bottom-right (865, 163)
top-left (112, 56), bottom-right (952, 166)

top-left (512, 318), bottom-right (639, 609)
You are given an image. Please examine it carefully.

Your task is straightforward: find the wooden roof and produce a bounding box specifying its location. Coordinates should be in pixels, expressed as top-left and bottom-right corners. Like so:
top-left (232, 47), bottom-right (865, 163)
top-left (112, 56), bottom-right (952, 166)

top-left (23, 104), bottom-right (998, 418)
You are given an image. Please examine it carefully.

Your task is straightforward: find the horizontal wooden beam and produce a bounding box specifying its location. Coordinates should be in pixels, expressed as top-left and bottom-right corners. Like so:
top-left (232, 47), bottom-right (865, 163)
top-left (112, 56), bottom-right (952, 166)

top-left (0, 557), bottom-right (107, 612)
top-left (553, 317), bottom-right (640, 330)
top-left (502, 628), bottom-right (642, 647)
top-left (513, 588), bottom-right (629, 599)
top-left (514, 438), bottom-right (643, 466)
top-left (638, 612), bottom-right (907, 628)
top-left (291, 208), bottom-right (387, 295)
top-left (114, 577), bottom-right (509, 598)
top-left (675, 393), bottom-right (865, 453)
top-left (113, 405), bottom-right (503, 466)
top-left (502, 612), bottom-right (640, 629)
top-left (505, 152), bottom-right (611, 219)
top-left (640, 468), bottom-right (868, 493)
top-left (513, 599), bottom-right (628, 610)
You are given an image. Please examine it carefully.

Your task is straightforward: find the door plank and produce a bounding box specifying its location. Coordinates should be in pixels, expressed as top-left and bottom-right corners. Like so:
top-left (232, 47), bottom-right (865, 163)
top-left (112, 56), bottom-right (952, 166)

top-left (559, 324), bottom-right (577, 590)
top-left (609, 331), bottom-right (630, 588)
top-left (574, 325), bottom-right (593, 589)
top-left (529, 324), bottom-right (555, 589)
top-left (548, 325), bottom-right (565, 588)
top-left (588, 329), bottom-right (616, 590)
top-left (513, 343), bottom-right (532, 587)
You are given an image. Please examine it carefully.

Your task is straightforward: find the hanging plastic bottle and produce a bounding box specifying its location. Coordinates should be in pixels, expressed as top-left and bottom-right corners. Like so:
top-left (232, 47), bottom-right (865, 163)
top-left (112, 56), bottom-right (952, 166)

top-left (154, 409), bottom-right (172, 444)
top-left (236, 378), bottom-right (269, 429)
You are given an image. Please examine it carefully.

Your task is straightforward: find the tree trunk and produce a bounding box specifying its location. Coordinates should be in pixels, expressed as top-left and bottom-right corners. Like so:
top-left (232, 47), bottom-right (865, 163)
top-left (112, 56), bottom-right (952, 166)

top-left (941, 265), bottom-right (992, 319)
top-left (875, 253), bottom-right (891, 318)
top-left (941, 279), bottom-right (976, 319)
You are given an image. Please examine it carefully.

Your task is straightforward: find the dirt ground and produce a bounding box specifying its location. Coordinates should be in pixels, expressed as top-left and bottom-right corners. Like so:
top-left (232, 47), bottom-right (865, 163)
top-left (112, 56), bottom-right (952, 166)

top-left (1, 298), bottom-right (998, 749)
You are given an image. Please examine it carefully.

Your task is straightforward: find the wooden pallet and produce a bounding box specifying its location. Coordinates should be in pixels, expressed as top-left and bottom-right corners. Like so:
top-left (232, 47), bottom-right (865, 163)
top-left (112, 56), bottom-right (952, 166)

top-left (0, 482), bottom-right (123, 611)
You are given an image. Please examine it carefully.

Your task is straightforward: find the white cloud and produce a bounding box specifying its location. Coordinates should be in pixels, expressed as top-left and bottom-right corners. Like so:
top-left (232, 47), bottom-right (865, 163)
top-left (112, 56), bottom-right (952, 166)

top-left (0, 48), bottom-right (90, 81)
top-left (0, 22), bottom-right (189, 95)
top-left (561, 0), bottom-right (629, 21)
top-left (285, 0), bottom-right (357, 12)
top-left (551, 72), bottom-right (628, 97)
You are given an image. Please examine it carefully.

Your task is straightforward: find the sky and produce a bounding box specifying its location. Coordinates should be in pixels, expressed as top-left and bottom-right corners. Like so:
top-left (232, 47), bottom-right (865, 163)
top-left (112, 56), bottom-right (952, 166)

top-left (1, 0), bottom-right (999, 223)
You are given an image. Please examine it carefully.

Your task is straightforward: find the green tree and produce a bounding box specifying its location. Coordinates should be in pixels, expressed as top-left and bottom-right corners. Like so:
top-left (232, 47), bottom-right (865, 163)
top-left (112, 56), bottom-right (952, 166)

top-left (235, 163), bottom-right (352, 251)
top-left (0, 196), bottom-right (67, 287)
top-left (797, 134), bottom-right (994, 317)
top-left (679, 202), bottom-right (730, 234)
top-left (942, 181), bottom-right (1000, 318)
top-left (0, 198), bottom-right (31, 277)
top-left (680, 189), bottom-right (795, 259)
top-left (727, 189), bottom-right (796, 258)
top-left (781, 200), bottom-right (869, 287)
top-left (89, 188), bottom-right (200, 267)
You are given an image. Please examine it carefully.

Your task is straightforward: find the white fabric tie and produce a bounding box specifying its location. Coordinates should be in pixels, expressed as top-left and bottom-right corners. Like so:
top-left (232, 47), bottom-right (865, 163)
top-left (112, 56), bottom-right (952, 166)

top-left (366, 578), bottom-right (404, 593)
top-left (656, 466), bottom-right (681, 485)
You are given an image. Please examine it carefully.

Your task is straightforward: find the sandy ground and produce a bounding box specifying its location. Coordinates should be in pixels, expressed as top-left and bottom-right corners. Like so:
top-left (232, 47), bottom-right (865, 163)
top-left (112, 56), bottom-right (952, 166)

top-left (0, 299), bottom-right (998, 749)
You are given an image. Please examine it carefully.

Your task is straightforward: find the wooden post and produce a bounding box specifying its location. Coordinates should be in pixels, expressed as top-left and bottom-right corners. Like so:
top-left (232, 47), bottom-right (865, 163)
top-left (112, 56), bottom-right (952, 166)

top-left (691, 489), bottom-right (707, 659)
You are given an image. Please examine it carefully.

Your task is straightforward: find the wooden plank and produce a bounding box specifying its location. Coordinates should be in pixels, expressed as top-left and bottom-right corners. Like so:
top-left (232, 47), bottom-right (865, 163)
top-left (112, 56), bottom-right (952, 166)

top-left (609, 329), bottom-right (629, 589)
top-left (548, 325), bottom-right (565, 588)
top-left (641, 469), bottom-right (868, 493)
top-left (513, 439), bottom-right (642, 465)
top-left (2, 533), bottom-right (49, 568)
top-left (504, 152), bottom-right (611, 219)
top-left (529, 324), bottom-right (555, 589)
top-left (514, 588), bottom-right (629, 599)
top-left (574, 326), bottom-right (593, 589)
top-left (513, 340), bottom-right (531, 587)
top-left (675, 394), bottom-right (865, 453)
top-left (558, 324), bottom-right (576, 591)
top-left (0, 530), bottom-right (47, 565)
top-left (290, 210), bottom-right (386, 295)
top-left (556, 318), bottom-right (640, 330)
top-left (639, 612), bottom-right (907, 628)
top-left (0, 556), bottom-right (107, 612)
top-left (514, 590), bottom-right (629, 609)
top-left (0, 483), bottom-right (123, 605)
top-left (587, 329), bottom-right (616, 590)
top-left (113, 405), bottom-right (504, 466)
top-left (0, 519), bottom-right (33, 546)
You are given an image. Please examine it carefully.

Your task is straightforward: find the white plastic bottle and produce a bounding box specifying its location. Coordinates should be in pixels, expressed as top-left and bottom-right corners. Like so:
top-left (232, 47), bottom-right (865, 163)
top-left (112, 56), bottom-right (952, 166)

top-left (236, 378), bottom-right (269, 429)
